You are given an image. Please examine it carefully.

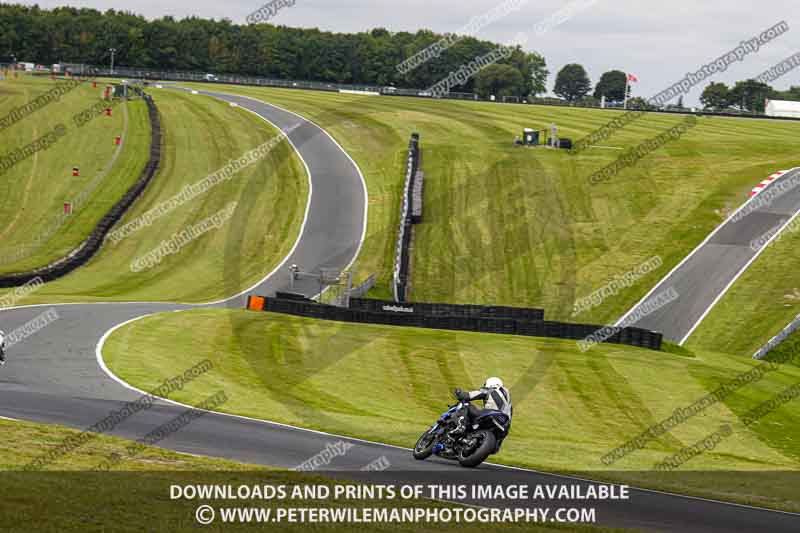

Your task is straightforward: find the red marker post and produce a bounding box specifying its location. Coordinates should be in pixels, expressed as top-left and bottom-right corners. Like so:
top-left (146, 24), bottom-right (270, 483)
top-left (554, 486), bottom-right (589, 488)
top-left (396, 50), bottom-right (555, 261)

top-left (114, 136), bottom-right (121, 146)
top-left (63, 203), bottom-right (73, 215)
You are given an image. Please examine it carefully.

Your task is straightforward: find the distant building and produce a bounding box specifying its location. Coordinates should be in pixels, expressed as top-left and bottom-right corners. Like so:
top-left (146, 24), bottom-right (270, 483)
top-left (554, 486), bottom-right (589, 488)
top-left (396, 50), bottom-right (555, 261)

top-left (765, 99), bottom-right (800, 118)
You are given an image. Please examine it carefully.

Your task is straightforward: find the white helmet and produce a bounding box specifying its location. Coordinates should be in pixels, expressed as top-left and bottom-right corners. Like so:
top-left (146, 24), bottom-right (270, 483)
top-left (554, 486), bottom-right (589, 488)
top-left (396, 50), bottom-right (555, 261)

top-left (484, 377), bottom-right (503, 389)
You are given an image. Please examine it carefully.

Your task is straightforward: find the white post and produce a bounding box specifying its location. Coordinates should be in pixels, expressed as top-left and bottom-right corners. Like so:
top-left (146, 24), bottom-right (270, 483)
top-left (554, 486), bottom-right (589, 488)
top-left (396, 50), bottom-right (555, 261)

top-left (623, 77), bottom-right (630, 109)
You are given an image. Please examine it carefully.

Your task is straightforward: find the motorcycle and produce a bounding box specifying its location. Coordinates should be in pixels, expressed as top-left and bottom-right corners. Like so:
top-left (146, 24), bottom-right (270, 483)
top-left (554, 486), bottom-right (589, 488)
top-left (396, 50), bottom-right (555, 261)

top-left (412, 390), bottom-right (510, 468)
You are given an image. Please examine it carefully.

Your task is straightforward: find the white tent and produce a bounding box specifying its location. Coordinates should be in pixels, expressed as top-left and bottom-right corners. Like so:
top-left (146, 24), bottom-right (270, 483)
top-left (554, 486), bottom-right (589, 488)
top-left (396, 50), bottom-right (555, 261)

top-left (765, 99), bottom-right (800, 118)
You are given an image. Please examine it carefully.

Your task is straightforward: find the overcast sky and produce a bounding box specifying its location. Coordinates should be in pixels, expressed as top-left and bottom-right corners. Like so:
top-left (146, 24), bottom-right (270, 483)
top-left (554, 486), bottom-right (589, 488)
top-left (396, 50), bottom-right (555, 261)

top-left (22, 0), bottom-right (800, 104)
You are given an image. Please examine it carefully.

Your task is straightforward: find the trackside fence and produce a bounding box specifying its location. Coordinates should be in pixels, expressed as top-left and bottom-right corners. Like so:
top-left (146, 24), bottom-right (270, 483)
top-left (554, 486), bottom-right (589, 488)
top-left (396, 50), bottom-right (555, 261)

top-left (0, 94), bottom-right (162, 287)
top-left (349, 297), bottom-right (544, 321)
top-left (247, 296), bottom-right (663, 351)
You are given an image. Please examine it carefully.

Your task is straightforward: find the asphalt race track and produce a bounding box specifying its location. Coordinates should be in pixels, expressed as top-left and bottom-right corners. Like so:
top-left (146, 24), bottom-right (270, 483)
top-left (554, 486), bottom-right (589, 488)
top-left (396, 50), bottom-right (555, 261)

top-left (617, 167), bottom-right (800, 345)
top-left (1, 91), bottom-right (798, 532)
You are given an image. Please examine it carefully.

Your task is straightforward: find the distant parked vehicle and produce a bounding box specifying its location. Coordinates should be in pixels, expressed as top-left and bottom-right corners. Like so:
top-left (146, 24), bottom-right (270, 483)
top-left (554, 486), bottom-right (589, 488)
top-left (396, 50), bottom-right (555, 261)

top-left (204, 73), bottom-right (218, 81)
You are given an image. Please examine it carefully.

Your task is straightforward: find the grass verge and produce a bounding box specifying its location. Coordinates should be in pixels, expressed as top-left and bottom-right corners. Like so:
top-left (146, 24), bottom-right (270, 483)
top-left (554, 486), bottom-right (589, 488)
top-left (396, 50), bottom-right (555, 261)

top-left (104, 308), bottom-right (800, 511)
top-left (0, 75), bottom-right (149, 274)
top-left (0, 418), bottom-right (620, 532)
top-left (0, 86), bottom-right (308, 303)
top-left (185, 83), bottom-right (800, 329)
top-left (687, 215), bottom-right (800, 355)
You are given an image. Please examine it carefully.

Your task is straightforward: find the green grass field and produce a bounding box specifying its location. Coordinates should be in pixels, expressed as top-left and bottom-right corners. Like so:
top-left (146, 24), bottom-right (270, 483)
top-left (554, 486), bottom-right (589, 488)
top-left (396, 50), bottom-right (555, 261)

top-left (4, 79), bottom-right (800, 521)
top-left (0, 419), bottom-right (623, 532)
top-left (4, 80), bottom-right (800, 352)
top-left (0, 81), bottom-right (308, 303)
top-left (184, 84), bottom-right (800, 330)
top-left (104, 308), bottom-right (800, 511)
top-left (0, 75), bottom-right (150, 274)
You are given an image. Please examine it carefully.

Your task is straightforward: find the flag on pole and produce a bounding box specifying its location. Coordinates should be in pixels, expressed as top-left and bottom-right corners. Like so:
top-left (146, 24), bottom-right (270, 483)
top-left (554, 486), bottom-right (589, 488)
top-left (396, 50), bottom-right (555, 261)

top-left (624, 73), bottom-right (638, 109)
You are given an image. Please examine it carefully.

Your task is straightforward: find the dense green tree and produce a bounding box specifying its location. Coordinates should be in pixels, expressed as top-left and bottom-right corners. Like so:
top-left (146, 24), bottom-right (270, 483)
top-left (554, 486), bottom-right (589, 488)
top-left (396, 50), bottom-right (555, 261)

top-left (700, 82), bottom-right (731, 110)
top-left (554, 63), bottom-right (591, 102)
top-left (474, 64), bottom-right (525, 98)
top-left (729, 79), bottom-right (774, 113)
top-left (593, 70), bottom-right (626, 102)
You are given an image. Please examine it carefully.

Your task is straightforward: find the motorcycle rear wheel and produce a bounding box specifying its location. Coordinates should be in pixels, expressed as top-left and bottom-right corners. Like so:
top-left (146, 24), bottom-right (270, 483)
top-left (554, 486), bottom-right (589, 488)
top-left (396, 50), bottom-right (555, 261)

top-left (457, 429), bottom-right (496, 468)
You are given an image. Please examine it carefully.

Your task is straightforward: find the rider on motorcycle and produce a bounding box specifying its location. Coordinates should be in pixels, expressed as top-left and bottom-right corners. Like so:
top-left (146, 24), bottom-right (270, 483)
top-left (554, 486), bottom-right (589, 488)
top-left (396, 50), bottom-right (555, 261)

top-left (450, 376), bottom-right (512, 438)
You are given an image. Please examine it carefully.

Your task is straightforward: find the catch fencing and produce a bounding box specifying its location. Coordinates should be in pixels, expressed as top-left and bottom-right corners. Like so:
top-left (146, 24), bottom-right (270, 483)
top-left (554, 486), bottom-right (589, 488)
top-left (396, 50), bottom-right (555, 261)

top-left (392, 134), bottom-right (421, 302)
top-left (0, 94), bottom-right (162, 287)
top-left (247, 295), bottom-right (663, 351)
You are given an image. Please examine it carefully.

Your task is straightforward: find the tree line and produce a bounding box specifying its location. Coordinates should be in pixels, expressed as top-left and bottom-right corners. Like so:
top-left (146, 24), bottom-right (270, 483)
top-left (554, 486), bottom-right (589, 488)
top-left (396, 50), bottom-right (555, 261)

top-left (551, 62), bottom-right (800, 113)
top-left (0, 3), bottom-right (547, 98)
top-left (700, 80), bottom-right (800, 113)
top-left (550, 64), bottom-right (630, 104)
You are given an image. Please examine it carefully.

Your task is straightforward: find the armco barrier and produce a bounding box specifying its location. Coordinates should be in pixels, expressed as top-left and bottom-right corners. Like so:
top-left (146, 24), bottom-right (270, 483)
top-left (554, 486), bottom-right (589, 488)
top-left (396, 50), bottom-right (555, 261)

top-left (251, 296), bottom-right (662, 351)
top-left (411, 170), bottom-right (424, 223)
top-left (0, 95), bottom-right (162, 287)
top-left (392, 134), bottom-right (421, 302)
top-left (349, 297), bottom-right (544, 322)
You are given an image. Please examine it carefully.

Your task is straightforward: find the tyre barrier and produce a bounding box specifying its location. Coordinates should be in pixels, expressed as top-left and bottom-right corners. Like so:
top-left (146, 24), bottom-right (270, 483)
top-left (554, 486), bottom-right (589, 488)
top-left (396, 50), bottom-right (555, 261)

top-left (275, 291), bottom-right (315, 302)
top-left (0, 94), bottom-right (162, 288)
top-left (246, 296), bottom-right (663, 351)
top-left (349, 297), bottom-right (544, 322)
top-left (392, 133), bottom-right (421, 302)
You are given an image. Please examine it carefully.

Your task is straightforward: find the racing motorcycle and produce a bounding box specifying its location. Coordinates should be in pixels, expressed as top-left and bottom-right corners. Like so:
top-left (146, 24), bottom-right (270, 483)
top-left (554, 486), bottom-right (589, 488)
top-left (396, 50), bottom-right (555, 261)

top-left (412, 390), bottom-right (510, 468)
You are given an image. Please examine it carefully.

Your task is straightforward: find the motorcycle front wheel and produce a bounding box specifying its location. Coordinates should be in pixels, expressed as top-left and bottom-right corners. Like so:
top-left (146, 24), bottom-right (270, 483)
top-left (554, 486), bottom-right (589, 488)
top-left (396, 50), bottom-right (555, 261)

top-left (457, 429), bottom-right (496, 468)
top-left (413, 428), bottom-right (437, 460)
